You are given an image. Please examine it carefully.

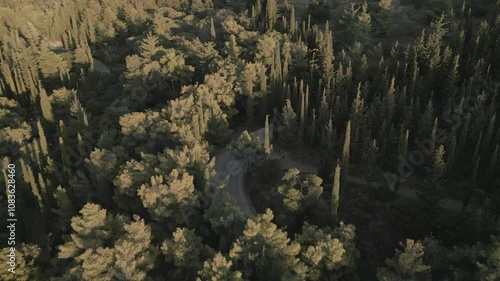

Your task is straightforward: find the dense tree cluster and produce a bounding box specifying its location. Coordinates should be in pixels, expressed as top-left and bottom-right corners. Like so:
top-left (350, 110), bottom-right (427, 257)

top-left (0, 0), bottom-right (499, 280)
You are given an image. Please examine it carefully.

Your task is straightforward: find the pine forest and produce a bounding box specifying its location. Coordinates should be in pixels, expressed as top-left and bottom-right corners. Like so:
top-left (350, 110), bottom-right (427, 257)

top-left (0, 0), bottom-right (499, 280)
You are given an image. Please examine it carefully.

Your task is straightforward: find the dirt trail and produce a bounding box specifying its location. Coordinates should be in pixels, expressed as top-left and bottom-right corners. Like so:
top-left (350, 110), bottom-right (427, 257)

top-left (215, 126), bottom-right (464, 217)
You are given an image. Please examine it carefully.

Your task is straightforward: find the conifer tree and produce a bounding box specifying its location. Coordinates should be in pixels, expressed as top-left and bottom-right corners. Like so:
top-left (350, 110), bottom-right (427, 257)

top-left (197, 252), bottom-right (243, 281)
top-left (266, 0), bottom-right (277, 30)
top-left (241, 63), bottom-right (258, 124)
top-left (341, 121), bottom-right (352, 188)
top-left (331, 162), bottom-right (341, 222)
top-left (378, 0), bottom-right (394, 35)
top-left (37, 119), bottom-right (49, 156)
top-left (113, 216), bottom-right (158, 281)
top-left (318, 23), bottom-right (334, 87)
top-left (222, 34), bottom-right (241, 61)
top-left (138, 170), bottom-right (196, 225)
top-left (299, 88), bottom-right (305, 143)
top-left (294, 223), bottom-right (346, 280)
top-left (229, 209), bottom-right (306, 279)
top-left (52, 186), bottom-right (74, 232)
top-left (210, 17), bottom-right (216, 41)
top-left (428, 145), bottom-right (447, 187)
top-left (278, 99), bottom-right (299, 145)
top-left (363, 139), bottom-right (380, 180)
top-left (264, 115), bottom-right (273, 157)
top-left (277, 169), bottom-right (323, 213)
top-left (418, 99), bottom-right (434, 138)
top-left (0, 244), bottom-right (42, 281)
top-left (377, 240), bottom-right (431, 281)
top-left (162, 227), bottom-right (213, 270)
top-left (397, 129), bottom-right (409, 163)
top-left (204, 193), bottom-right (246, 238)
top-left (39, 85), bottom-right (54, 122)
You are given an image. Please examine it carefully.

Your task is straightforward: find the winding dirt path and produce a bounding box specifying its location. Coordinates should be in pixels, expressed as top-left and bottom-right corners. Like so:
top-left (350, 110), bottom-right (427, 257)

top-left (214, 126), bottom-right (464, 217)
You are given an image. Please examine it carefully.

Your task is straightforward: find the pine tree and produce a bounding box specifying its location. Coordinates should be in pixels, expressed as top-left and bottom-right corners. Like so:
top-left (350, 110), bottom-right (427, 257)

top-left (222, 34), bottom-right (241, 61)
top-left (363, 139), bottom-right (380, 180)
top-left (278, 99), bottom-right (299, 145)
top-left (377, 240), bottom-right (431, 281)
top-left (162, 227), bottom-right (213, 270)
top-left (210, 17), bottom-right (216, 41)
top-left (27, 166), bottom-right (43, 212)
top-left (378, 0), bottom-right (394, 35)
top-left (331, 162), bottom-right (341, 222)
top-left (113, 216), bottom-right (158, 281)
top-left (397, 129), bottom-right (409, 162)
top-left (229, 209), bottom-right (306, 279)
top-left (264, 115), bottom-right (273, 157)
top-left (418, 99), bottom-right (434, 138)
top-left (428, 145), bottom-right (447, 187)
top-left (137, 170), bottom-right (196, 225)
top-left (299, 88), bottom-right (305, 143)
top-left (196, 252), bottom-right (243, 281)
top-left (318, 22), bottom-right (334, 87)
top-left (277, 169), bottom-right (323, 213)
top-left (241, 63), bottom-right (257, 125)
top-left (266, 0), bottom-right (277, 30)
top-left (52, 186), bottom-right (74, 231)
top-left (0, 243), bottom-right (42, 281)
top-left (37, 119), bottom-right (49, 155)
top-left (39, 85), bottom-right (54, 122)
top-left (294, 223), bottom-right (347, 279)
top-left (290, 6), bottom-right (297, 35)
top-left (341, 121), bottom-right (352, 188)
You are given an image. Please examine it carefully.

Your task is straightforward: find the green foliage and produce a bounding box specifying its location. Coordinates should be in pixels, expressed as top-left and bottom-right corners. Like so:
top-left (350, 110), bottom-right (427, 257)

top-left (264, 115), bottom-right (273, 157)
top-left (0, 244), bottom-right (43, 281)
top-left (295, 223), bottom-right (346, 280)
top-left (229, 209), bottom-right (307, 279)
top-left (230, 130), bottom-right (265, 168)
top-left (277, 169), bottom-right (323, 212)
top-left (197, 252), bottom-right (243, 281)
top-left (278, 99), bottom-right (299, 145)
top-left (162, 227), bottom-right (214, 270)
top-left (362, 139), bottom-right (380, 180)
top-left (58, 203), bottom-right (116, 259)
top-left (204, 193), bottom-right (247, 236)
top-left (113, 216), bottom-right (158, 281)
top-left (0, 98), bottom-right (31, 154)
top-left (39, 85), bottom-right (54, 122)
top-left (331, 162), bottom-right (341, 221)
top-left (377, 239), bottom-right (431, 281)
top-left (138, 169), bottom-right (196, 224)
top-left (340, 2), bottom-right (372, 45)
